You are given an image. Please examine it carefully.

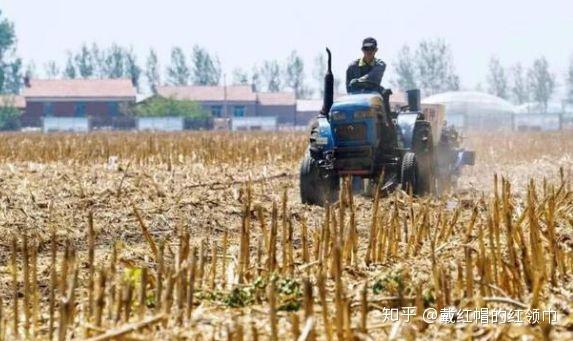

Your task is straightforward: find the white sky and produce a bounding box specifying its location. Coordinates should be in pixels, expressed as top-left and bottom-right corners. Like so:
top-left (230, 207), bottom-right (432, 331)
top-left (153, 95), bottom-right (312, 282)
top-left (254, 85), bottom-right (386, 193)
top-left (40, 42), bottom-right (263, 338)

top-left (2, 0), bottom-right (572, 97)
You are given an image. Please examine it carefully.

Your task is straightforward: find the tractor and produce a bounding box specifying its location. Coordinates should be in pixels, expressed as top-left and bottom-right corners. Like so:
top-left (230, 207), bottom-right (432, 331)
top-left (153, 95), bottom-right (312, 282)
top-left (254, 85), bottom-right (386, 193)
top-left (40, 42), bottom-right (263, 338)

top-left (300, 48), bottom-right (475, 206)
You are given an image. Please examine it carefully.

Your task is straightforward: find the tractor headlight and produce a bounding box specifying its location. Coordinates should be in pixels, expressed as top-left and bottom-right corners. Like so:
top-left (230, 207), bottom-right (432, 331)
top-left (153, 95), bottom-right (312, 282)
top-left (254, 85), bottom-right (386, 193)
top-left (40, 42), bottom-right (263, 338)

top-left (331, 111), bottom-right (346, 121)
top-left (353, 109), bottom-right (377, 119)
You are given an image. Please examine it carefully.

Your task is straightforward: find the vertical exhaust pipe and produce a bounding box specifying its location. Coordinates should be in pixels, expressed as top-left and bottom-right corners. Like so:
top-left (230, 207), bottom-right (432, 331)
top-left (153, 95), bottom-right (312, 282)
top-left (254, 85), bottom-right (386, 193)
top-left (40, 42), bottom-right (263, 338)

top-left (406, 89), bottom-right (421, 112)
top-left (321, 48), bottom-right (334, 116)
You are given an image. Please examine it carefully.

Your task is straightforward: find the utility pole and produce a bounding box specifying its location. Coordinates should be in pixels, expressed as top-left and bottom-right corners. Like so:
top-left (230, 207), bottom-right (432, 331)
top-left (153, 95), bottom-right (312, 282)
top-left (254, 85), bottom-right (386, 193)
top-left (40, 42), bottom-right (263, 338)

top-left (223, 74), bottom-right (228, 118)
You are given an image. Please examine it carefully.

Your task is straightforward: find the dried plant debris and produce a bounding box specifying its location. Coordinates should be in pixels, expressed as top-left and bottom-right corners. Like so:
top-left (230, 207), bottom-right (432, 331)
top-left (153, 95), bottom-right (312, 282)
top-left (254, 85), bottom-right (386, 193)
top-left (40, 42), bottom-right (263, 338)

top-left (0, 131), bottom-right (572, 340)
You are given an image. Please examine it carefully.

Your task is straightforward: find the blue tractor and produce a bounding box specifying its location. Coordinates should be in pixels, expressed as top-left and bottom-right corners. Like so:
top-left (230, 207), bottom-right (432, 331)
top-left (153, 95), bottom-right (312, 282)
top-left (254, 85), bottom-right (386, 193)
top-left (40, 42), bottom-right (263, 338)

top-left (300, 48), bottom-right (475, 206)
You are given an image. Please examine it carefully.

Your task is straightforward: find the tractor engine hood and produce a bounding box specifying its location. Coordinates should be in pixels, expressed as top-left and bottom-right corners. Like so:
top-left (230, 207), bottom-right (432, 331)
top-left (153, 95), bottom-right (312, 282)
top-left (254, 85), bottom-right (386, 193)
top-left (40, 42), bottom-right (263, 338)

top-left (326, 93), bottom-right (390, 175)
top-left (328, 93), bottom-right (386, 148)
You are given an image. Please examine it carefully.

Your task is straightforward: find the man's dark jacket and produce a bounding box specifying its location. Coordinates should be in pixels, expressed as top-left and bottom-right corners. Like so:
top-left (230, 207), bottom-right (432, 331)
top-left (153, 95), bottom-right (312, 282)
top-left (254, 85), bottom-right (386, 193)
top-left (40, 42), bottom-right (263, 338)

top-left (345, 57), bottom-right (386, 93)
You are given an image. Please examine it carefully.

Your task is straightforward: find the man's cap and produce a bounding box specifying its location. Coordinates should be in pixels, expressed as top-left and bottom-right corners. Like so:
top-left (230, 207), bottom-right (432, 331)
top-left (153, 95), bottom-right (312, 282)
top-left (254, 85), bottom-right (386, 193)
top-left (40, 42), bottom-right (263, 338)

top-left (362, 37), bottom-right (377, 49)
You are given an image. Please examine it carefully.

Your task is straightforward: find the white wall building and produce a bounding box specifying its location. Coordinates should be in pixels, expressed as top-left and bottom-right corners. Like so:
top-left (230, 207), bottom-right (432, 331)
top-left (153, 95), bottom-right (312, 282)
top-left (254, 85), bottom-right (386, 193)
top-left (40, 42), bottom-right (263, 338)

top-left (136, 117), bottom-right (184, 131)
top-left (231, 117), bottom-right (277, 131)
top-left (43, 117), bottom-right (90, 133)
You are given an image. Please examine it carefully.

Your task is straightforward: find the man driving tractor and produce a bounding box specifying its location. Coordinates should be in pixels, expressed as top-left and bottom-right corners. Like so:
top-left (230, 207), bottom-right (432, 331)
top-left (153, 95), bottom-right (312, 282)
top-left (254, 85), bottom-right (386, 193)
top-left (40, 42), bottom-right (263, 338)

top-left (346, 37), bottom-right (386, 93)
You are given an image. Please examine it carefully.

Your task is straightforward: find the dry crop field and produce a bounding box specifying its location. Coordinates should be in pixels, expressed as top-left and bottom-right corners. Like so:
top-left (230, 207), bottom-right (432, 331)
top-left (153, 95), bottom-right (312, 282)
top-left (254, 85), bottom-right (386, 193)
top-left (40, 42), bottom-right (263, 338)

top-left (0, 130), bottom-right (572, 340)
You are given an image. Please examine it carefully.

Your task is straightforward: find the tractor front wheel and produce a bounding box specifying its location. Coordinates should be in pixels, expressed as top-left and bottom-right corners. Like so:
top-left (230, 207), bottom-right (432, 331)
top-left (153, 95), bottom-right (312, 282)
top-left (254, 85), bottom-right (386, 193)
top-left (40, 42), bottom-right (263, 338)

top-left (300, 150), bottom-right (339, 206)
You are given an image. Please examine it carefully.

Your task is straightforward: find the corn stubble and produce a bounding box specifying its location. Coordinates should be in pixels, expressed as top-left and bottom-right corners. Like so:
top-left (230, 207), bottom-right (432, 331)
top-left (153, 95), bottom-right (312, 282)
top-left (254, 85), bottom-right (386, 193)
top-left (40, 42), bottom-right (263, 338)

top-left (0, 131), bottom-right (572, 340)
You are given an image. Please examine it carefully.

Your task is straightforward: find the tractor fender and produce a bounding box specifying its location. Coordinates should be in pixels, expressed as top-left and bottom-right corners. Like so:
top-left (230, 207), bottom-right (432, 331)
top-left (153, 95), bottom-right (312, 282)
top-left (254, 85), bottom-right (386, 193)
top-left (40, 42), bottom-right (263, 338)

top-left (309, 116), bottom-right (334, 154)
top-left (396, 113), bottom-right (418, 149)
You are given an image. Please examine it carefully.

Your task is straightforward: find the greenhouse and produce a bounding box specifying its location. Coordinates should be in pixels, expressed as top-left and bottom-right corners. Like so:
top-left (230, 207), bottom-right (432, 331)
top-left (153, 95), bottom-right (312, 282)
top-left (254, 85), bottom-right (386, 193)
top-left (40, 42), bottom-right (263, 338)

top-left (422, 91), bottom-right (517, 131)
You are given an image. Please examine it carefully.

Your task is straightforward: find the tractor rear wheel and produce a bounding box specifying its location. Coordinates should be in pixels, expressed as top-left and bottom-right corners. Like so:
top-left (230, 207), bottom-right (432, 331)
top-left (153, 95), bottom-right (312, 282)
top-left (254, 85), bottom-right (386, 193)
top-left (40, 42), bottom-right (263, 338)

top-left (412, 120), bottom-right (434, 195)
top-left (401, 152), bottom-right (419, 195)
top-left (300, 150), bottom-right (339, 206)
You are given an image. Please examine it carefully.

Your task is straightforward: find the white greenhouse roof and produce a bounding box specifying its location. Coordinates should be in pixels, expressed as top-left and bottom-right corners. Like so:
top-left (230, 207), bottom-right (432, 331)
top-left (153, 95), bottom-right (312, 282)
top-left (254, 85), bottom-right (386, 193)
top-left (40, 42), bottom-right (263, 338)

top-left (422, 91), bottom-right (517, 116)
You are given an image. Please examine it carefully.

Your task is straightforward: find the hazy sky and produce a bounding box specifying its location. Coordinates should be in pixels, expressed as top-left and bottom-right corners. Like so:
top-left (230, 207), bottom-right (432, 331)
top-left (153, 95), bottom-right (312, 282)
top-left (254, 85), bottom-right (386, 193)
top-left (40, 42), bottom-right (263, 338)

top-left (2, 0), bottom-right (572, 96)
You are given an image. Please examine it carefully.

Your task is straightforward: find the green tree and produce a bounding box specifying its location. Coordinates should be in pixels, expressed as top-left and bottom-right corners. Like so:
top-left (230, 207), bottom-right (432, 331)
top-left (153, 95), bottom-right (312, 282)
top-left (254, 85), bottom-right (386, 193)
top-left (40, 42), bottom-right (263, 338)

top-left (527, 56), bottom-right (555, 113)
top-left (104, 44), bottom-right (125, 78)
top-left (166, 47), bottom-right (190, 86)
top-left (334, 77), bottom-right (342, 95)
top-left (393, 45), bottom-right (417, 91)
top-left (261, 60), bottom-right (281, 92)
top-left (24, 61), bottom-right (36, 79)
top-left (0, 10), bottom-right (16, 61)
top-left (510, 63), bottom-right (528, 105)
top-left (64, 53), bottom-right (77, 79)
top-left (251, 65), bottom-right (262, 92)
top-left (3, 58), bottom-right (22, 93)
top-left (91, 43), bottom-right (105, 78)
top-left (134, 96), bottom-right (207, 118)
top-left (0, 66), bottom-right (4, 92)
top-left (566, 57), bottom-right (573, 105)
top-left (415, 38), bottom-right (460, 96)
top-left (124, 48), bottom-right (141, 90)
top-left (0, 9), bottom-right (19, 93)
top-left (313, 53), bottom-right (326, 97)
top-left (232, 67), bottom-right (249, 85)
top-left (75, 44), bottom-right (94, 78)
top-left (191, 45), bottom-right (221, 86)
top-left (284, 50), bottom-right (311, 98)
top-left (145, 48), bottom-right (161, 94)
top-left (486, 57), bottom-right (508, 99)
top-left (0, 96), bottom-right (20, 130)
top-left (44, 60), bottom-right (60, 79)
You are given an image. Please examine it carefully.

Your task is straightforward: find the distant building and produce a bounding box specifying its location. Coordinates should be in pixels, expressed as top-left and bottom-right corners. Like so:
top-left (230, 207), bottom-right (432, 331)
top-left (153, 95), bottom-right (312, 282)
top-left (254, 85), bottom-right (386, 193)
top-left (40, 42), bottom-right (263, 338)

top-left (257, 92), bottom-right (296, 125)
top-left (296, 99), bottom-right (322, 127)
top-left (21, 79), bottom-right (137, 128)
top-left (158, 85), bottom-right (257, 118)
top-left (156, 85), bottom-right (298, 125)
top-left (231, 117), bottom-right (278, 131)
top-left (514, 101), bottom-right (567, 131)
top-left (43, 117), bottom-right (90, 133)
top-left (137, 116), bottom-right (185, 131)
top-left (422, 91), bottom-right (516, 131)
top-left (515, 101), bottom-right (567, 114)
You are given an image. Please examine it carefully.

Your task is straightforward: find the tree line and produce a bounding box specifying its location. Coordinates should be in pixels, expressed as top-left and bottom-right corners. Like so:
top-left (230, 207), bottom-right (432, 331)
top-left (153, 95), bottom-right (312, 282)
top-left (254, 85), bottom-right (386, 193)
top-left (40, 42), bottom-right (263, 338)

top-left (393, 38), bottom-right (573, 112)
top-left (485, 56), bottom-right (564, 112)
top-left (0, 12), bottom-right (313, 98)
top-left (39, 43), bottom-right (222, 94)
top-left (0, 9), bottom-right (330, 100)
top-left (2, 10), bottom-right (573, 109)
top-left (392, 38), bottom-right (461, 96)
top-left (57, 46), bottom-right (326, 99)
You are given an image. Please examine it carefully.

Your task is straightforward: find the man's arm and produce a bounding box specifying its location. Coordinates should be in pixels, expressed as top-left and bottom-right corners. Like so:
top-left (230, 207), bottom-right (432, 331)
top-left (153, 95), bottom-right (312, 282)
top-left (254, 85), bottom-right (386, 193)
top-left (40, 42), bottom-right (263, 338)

top-left (358, 60), bottom-right (386, 85)
top-left (346, 63), bottom-right (354, 93)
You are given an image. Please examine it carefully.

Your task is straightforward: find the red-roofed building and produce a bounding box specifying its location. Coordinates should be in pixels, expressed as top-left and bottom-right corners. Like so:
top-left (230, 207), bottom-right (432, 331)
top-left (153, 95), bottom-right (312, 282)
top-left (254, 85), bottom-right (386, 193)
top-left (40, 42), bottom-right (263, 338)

top-left (156, 85), bottom-right (298, 125)
top-left (21, 79), bottom-right (137, 128)
top-left (158, 85), bottom-right (257, 102)
top-left (257, 92), bottom-right (297, 124)
top-left (157, 85), bottom-right (258, 118)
